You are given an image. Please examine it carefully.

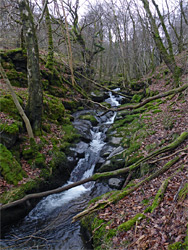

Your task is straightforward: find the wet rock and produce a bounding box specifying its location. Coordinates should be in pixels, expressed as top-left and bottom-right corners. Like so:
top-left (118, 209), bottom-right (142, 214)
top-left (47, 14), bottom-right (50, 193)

top-left (0, 131), bottom-right (18, 148)
top-left (71, 141), bottom-right (89, 157)
top-left (108, 178), bottom-right (124, 189)
top-left (95, 157), bottom-right (105, 171)
top-left (98, 160), bottom-right (111, 172)
top-left (73, 120), bottom-right (92, 142)
top-left (100, 145), bottom-right (114, 158)
top-left (90, 91), bottom-right (109, 102)
top-left (107, 146), bottom-right (125, 159)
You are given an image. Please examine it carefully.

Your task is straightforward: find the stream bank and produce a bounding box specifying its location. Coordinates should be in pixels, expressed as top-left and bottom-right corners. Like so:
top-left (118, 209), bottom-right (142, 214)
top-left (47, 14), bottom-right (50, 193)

top-left (0, 90), bottom-right (128, 249)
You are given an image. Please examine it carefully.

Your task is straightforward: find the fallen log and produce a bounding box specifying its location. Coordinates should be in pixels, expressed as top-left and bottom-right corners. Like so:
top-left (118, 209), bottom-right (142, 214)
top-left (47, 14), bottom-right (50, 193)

top-left (72, 156), bottom-right (180, 222)
top-left (1, 131), bottom-right (187, 211)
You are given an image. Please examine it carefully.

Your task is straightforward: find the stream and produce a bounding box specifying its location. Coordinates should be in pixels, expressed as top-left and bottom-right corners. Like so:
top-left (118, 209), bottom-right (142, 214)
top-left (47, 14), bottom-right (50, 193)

top-left (1, 91), bottom-right (121, 249)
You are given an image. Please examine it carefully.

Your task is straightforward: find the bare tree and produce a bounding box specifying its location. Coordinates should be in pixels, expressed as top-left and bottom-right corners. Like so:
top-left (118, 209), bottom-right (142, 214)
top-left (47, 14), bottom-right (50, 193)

top-left (19, 0), bottom-right (43, 133)
top-left (140, 0), bottom-right (182, 83)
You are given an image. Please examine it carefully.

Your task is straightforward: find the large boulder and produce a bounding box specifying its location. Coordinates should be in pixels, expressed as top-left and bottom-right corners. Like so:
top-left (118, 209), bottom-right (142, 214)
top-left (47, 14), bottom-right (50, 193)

top-left (0, 122), bottom-right (20, 148)
top-left (90, 91), bottom-right (109, 102)
top-left (71, 141), bottom-right (89, 158)
top-left (0, 144), bottom-right (27, 185)
top-left (73, 120), bottom-right (92, 142)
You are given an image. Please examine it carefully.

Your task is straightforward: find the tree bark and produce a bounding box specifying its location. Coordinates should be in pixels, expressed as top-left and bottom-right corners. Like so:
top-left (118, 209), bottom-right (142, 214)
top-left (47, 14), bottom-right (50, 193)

top-left (19, 0), bottom-right (43, 133)
top-left (141, 0), bottom-right (182, 82)
top-left (0, 63), bottom-right (34, 139)
top-left (44, 2), bottom-right (54, 70)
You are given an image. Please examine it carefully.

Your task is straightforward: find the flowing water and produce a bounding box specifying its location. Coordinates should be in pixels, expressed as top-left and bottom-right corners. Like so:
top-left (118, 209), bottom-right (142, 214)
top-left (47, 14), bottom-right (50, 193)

top-left (1, 91), bottom-right (121, 250)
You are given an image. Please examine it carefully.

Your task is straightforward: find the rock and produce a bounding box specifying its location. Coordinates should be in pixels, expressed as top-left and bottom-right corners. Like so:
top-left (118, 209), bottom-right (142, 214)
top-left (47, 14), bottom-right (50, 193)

top-left (90, 91), bottom-right (109, 102)
top-left (107, 146), bottom-right (125, 159)
top-left (73, 120), bottom-right (92, 142)
top-left (110, 137), bottom-right (122, 145)
top-left (0, 122), bottom-right (20, 148)
top-left (108, 178), bottom-right (124, 189)
top-left (0, 131), bottom-right (18, 148)
top-left (0, 144), bottom-right (27, 185)
top-left (71, 141), bottom-right (89, 157)
top-left (95, 157), bottom-right (106, 171)
top-left (98, 160), bottom-right (112, 172)
top-left (100, 145), bottom-right (114, 158)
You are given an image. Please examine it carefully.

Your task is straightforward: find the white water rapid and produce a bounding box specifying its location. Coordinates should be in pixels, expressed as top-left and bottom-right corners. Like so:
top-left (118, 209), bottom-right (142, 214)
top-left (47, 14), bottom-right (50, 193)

top-left (1, 90), bottom-right (121, 250)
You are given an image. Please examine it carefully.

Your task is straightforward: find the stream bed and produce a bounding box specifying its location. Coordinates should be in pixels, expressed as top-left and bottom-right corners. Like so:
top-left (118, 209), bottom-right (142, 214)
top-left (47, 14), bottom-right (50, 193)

top-left (1, 91), bottom-right (121, 249)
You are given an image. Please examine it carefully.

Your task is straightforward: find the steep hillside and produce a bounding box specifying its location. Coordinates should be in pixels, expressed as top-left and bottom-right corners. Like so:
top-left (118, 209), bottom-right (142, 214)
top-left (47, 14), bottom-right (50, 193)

top-left (79, 51), bottom-right (188, 250)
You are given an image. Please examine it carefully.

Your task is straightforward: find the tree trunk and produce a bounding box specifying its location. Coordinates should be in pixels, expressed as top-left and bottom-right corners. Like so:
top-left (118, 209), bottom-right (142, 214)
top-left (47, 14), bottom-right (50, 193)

top-left (0, 63), bottom-right (34, 139)
top-left (44, 2), bottom-right (54, 70)
top-left (19, 0), bottom-right (43, 134)
top-left (141, 0), bottom-right (182, 82)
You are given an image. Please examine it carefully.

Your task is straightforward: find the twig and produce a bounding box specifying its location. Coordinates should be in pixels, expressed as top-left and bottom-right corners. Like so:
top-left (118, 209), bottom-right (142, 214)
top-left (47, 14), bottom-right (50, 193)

top-left (150, 146), bottom-right (188, 164)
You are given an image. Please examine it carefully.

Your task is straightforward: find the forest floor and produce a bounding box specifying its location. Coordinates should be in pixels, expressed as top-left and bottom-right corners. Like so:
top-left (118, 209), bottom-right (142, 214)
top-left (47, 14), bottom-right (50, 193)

top-left (91, 53), bottom-right (188, 250)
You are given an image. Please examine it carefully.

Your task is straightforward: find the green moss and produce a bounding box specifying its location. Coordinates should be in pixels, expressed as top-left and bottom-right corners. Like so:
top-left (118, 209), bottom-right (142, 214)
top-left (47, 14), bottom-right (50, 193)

top-left (145, 142), bottom-right (157, 153)
top-left (79, 114), bottom-right (98, 126)
top-left (42, 123), bottom-right (51, 133)
top-left (50, 150), bottom-right (66, 169)
top-left (168, 242), bottom-right (187, 250)
top-left (91, 217), bottom-right (116, 250)
top-left (0, 95), bottom-right (23, 120)
top-left (178, 183), bottom-right (188, 202)
top-left (141, 198), bottom-right (151, 205)
top-left (0, 121), bottom-right (21, 135)
top-left (6, 68), bottom-right (27, 87)
top-left (43, 94), bottom-right (65, 123)
top-left (132, 94), bottom-right (143, 103)
top-left (118, 213), bottom-right (145, 232)
top-left (62, 124), bottom-right (80, 142)
top-left (22, 148), bottom-right (35, 160)
top-left (0, 179), bottom-right (40, 204)
top-left (34, 153), bottom-right (46, 168)
top-left (152, 109), bottom-right (162, 114)
top-left (0, 144), bottom-right (27, 185)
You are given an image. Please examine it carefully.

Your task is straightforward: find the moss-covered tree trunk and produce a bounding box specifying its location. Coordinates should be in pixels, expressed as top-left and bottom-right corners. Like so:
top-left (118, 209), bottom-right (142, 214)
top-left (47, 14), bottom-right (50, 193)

top-left (44, 2), bottom-right (54, 70)
top-left (19, 0), bottom-right (43, 133)
top-left (141, 0), bottom-right (182, 82)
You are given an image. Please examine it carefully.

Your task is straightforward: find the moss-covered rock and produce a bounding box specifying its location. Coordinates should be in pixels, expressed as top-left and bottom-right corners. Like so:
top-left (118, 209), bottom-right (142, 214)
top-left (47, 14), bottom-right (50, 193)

top-left (0, 121), bottom-right (22, 148)
top-left (0, 94), bottom-right (24, 120)
top-left (0, 144), bottom-right (27, 185)
top-left (0, 179), bottom-right (40, 204)
top-left (43, 94), bottom-right (65, 123)
top-left (78, 114), bottom-right (98, 126)
top-left (1, 49), bottom-right (27, 87)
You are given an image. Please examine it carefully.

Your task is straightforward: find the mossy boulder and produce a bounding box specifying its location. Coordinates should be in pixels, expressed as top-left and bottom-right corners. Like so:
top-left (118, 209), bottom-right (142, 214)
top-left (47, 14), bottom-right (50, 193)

top-left (0, 121), bottom-right (22, 148)
top-left (33, 153), bottom-right (46, 168)
top-left (90, 90), bottom-right (109, 102)
top-left (0, 144), bottom-right (27, 185)
top-left (43, 94), bottom-right (65, 123)
top-left (1, 49), bottom-right (27, 87)
top-left (130, 79), bottom-right (145, 91)
top-left (0, 94), bottom-right (23, 120)
top-left (78, 114), bottom-right (98, 126)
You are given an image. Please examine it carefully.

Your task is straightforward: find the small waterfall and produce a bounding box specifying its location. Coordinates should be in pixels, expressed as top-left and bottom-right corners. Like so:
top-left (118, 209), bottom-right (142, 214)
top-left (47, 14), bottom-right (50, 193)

top-left (1, 90), bottom-right (121, 250)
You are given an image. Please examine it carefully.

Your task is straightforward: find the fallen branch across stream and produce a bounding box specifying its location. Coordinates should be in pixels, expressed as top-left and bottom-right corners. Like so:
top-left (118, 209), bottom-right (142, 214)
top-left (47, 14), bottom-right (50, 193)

top-left (72, 156), bottom-right (180, 222)
top-left (1, 131), bottom-right (187, 211)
